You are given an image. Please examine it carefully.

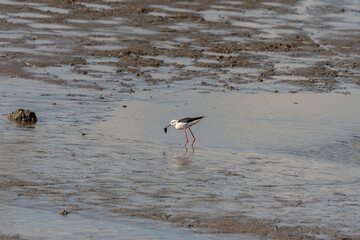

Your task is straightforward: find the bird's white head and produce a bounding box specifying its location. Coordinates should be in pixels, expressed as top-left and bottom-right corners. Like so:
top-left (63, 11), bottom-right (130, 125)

top-left (170, 120), bottom-right (178, 126)
top-left (164, 120), bottom-right (178, 134)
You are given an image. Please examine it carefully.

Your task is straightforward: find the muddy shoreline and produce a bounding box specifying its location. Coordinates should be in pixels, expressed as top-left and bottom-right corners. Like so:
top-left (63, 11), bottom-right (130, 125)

top-left (0, 233), bottom-right (25, 240)
top-left (1, 168), bottom-right (358, 240)
top-left (0, 0), bottom-right (359, 94)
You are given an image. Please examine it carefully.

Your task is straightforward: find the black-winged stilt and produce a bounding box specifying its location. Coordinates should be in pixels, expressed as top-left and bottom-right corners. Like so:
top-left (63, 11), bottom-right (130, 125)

top-left (164, 116), bottom-right (204, 146)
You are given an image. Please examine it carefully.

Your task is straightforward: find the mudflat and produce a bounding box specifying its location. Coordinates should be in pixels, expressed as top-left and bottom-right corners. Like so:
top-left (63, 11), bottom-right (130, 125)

top-left (0, 0), bottom-right (359, 93)
top-left (0, 0), bottom-right (359, 239)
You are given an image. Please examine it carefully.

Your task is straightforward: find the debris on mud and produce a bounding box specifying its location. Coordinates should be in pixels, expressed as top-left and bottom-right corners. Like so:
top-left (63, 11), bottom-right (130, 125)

top-left (8, 109), bottom-right (37, 124)
top-left (59, 210), bottom-right (68, 216)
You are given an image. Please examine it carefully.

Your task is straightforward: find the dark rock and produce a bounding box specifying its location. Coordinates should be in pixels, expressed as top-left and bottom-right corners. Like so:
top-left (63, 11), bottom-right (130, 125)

top-left (8, 109), bottom-right (37, 123)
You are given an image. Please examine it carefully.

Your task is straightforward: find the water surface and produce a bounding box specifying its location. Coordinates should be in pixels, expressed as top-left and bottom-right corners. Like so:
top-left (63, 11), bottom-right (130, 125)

top-left (1, 75), bottom-right (359, 239)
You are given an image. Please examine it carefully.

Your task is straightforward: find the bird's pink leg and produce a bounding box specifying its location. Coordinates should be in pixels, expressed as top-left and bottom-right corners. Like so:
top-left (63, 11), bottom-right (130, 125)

top-left (183, 146), bottom-right (188, 156)
top-left (184, 129), bottom-right (188, 146)
top-left (189, 128), bottom-right (196, 146)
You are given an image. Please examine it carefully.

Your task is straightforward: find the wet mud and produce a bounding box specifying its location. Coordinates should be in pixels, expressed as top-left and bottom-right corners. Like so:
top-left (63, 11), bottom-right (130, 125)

top-left (0, 0), bottom-right (359, 93)
top-left (0, 234), bottom-right (25, 240)
top-left (1, 0), bottom-right (360, 239)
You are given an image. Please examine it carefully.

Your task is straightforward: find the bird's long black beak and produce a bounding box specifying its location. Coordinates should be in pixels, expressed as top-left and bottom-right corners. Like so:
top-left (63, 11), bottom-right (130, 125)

top-left (164, 124), bottom-right (171, 134)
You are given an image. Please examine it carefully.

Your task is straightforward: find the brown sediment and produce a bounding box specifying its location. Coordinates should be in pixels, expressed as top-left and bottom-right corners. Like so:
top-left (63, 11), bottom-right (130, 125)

top-left (0, 233), bottom-right (27, 240)
top-left (113, 208), bottom-right (359, 240)
top-left (0, 0), bottom-right (358, 93)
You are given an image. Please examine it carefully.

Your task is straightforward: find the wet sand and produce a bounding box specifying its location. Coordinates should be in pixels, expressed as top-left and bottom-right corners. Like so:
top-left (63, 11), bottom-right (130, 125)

top-left (1, 0), bottom-right (360, 239)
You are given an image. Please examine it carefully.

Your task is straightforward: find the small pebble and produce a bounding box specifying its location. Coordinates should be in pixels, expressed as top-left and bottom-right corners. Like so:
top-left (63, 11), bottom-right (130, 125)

top-left (59, 210), bottom-right (68, 215)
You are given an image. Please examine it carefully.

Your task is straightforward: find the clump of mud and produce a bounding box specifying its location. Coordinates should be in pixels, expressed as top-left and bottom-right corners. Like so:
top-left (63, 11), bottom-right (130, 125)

top-left (8, 109), bottom-right (37, 124)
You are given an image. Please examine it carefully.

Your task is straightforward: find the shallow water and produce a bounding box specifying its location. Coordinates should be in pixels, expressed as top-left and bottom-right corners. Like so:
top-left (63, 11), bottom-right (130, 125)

top-left (0, 75), bottom-right (260, 239)
top-left (102, 87), bottom-right (360, 236)
top-left (1, 75), bottom-right (360, 239)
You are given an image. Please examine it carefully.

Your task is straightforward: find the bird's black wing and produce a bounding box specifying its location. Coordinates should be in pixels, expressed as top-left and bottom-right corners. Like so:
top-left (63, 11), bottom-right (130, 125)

top-left (178, 116), bottom-right (204, 123)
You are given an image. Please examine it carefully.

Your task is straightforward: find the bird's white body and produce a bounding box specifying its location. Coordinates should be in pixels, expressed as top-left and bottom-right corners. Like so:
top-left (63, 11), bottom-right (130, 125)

top-left (170, 118), bottom-right (202, 130)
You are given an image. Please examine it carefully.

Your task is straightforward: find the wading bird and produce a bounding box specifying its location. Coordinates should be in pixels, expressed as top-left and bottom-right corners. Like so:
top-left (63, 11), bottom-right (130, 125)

top-left (164, 116), bottom-right (204, 146)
